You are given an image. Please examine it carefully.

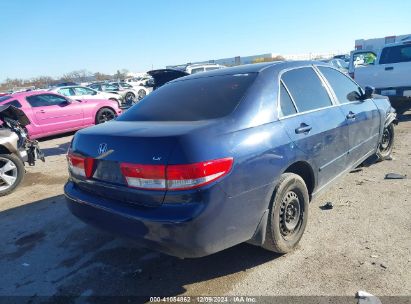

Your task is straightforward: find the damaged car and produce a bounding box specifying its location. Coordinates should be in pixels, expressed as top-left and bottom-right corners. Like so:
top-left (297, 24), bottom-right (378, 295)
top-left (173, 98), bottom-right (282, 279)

top-left (0, 105), bottom-right (44, 196)
top-left (65, 61), bottom-right (396, 258)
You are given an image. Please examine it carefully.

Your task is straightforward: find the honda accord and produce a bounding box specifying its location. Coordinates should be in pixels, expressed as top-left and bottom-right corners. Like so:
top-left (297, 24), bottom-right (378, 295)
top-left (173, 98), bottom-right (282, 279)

top-left (65, 61), bottom-right (396, 258)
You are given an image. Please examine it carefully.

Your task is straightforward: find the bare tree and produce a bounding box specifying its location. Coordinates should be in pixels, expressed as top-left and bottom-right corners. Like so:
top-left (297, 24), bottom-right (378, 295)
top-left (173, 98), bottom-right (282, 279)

top-left (94, 72), bottom-right (112, 81)
top-left (61, 69), bottom-right (92, 83)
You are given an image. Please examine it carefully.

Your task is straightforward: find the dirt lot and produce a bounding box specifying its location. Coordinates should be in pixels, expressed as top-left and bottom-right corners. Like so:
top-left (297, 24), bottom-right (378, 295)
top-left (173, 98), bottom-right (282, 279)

top-left (0, 111), bottom-right (410, 301)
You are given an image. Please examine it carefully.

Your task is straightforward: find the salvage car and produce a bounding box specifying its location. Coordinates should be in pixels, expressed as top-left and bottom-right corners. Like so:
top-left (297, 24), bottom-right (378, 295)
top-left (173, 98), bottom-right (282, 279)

top-left (49, 86), bottom-right (123, 107)
top-left (0, 105), bottom-right (44, 196)
top-left (0, 91), bottom-right (122, 139)
top-left (65, 61), bottom-right (396, 258)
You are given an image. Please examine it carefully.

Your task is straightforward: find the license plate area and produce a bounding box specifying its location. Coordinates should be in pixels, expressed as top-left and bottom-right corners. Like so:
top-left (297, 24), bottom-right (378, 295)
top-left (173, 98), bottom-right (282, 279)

top-left (93, 160), bottom-right (125, 185)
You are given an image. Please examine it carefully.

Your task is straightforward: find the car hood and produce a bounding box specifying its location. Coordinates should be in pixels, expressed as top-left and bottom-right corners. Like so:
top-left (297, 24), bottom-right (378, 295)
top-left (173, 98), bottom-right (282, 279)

top-left (0, 105), bottom-right (31, 126)
top-left (147, 69), bottom-right (189, 90)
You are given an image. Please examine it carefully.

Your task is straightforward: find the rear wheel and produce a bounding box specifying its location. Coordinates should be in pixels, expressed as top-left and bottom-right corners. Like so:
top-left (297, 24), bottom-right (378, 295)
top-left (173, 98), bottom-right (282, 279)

top-left (95, 108), bottom-right (116, 124)
top-left (263, 173), bottom-right (309, 254)
top-left (377, 124), bottom-right (394, 160)
top-left (0, 154), bottom-right (25, 197)
top-left (124, 92), bottom-right (136, 105)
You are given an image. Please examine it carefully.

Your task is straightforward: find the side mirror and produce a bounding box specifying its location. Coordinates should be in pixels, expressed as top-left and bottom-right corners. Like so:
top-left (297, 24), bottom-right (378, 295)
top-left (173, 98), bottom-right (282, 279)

top-left (363, 86), bottom-right (375, 99)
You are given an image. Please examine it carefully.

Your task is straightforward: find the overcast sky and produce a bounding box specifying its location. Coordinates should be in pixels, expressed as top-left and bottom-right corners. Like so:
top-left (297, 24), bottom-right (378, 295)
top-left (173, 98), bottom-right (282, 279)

top-left (0, 0), bottom-right (410, 81)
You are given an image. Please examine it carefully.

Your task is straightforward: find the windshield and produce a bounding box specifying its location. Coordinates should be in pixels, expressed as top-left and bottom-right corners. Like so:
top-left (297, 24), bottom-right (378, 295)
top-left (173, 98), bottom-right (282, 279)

top-left (118, 73), bottom-right (257, 121)
top-left (0, 96), bottom-right (12, 103)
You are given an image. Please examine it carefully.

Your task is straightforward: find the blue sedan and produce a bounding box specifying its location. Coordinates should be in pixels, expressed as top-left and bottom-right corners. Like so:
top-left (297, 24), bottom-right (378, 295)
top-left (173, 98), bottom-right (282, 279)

top-left (65, 61), bottom-right (396, 258)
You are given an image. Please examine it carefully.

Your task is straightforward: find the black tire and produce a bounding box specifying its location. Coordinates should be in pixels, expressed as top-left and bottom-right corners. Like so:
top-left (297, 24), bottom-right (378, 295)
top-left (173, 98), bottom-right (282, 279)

top-left (124, 92), bottom-right (136, 105)
top-left (137, 89), bottom-right (146, 101)
top-left (263, 173), bottom-right (309, 254)
top-left (0, 153), bottom-right (25, 197)
top-left (95, 107), bottom-right (116, 124)
top-left (376, 123), bottom-right (394, 160)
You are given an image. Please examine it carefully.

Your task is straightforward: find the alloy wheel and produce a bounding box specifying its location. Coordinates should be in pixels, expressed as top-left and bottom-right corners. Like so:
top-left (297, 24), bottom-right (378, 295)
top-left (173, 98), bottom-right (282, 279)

top-left (0, 157), bottom-right (18, 191)
top-left (97, 109), bottom-right (115, 123)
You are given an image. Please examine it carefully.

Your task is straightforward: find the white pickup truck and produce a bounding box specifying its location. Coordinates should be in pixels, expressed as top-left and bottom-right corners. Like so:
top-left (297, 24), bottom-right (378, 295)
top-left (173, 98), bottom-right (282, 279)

top-left (348, 40), bottom-right (411, 99)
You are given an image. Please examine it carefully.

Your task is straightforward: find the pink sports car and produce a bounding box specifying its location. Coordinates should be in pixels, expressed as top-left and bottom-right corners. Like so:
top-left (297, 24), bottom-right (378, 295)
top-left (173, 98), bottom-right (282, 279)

top-left (0, 91), bottom-right (122, 139)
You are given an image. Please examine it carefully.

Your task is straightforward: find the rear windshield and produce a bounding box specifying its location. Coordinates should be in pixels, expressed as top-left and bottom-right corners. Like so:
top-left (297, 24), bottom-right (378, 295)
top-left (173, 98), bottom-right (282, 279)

top-left (379, 45), bottom-right (411, 64)
top-left (118, 73), bottom-right (257, 121)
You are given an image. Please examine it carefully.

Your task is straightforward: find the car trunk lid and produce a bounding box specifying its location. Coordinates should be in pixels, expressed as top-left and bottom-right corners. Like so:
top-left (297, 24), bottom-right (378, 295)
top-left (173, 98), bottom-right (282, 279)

top-left (69, 120), bottom-right (213, 206)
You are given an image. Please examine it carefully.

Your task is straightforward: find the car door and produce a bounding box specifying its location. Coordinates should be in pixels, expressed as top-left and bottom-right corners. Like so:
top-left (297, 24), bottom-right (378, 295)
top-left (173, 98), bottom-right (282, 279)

top-left (26, 93), bottom-right (84, 134)
top-left (279, 67), bottom-right (349, 189)
top-left (316, 66), bottom-right (380, 168)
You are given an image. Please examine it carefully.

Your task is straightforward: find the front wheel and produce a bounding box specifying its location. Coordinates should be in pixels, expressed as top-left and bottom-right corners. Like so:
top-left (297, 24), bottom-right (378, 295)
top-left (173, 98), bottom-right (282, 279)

top-left (377, 123), bottom-right (394, 160)
top-left (0, 154), bottom-right (25, 197)
top-left (263, 173), bottom-right (309, 254)
top-left (137, 89), bottom-right (146, 101)
top-left (95, 108), bottom-right (116, 124)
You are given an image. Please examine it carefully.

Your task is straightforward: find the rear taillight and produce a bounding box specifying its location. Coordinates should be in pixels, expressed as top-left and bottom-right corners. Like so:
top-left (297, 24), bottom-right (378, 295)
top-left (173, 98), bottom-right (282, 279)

top-left (120, 164), bottom-right (166, 190)
top-left (166, 158), bottom-right (233, 190)
top-left (67, 153), bottom-right (94, 178)
top-left (120, 158), bottom-right (233, 191)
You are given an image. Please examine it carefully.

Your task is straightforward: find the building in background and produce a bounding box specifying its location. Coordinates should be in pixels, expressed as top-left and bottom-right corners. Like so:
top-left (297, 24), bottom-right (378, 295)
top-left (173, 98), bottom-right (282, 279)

top-left (167, 51), bottom-right (349, 69)
top-left (355, 34), bottom-right (411, 51)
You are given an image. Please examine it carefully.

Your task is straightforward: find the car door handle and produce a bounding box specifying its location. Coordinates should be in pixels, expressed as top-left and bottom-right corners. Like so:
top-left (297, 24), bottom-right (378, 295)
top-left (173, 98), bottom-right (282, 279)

top-left (37, 110), bottom-right (46, 114)
top-left (385, 66), bottom-right (394, 71)
top-left (295, 123), bottom-right (312, 134)
top-left (346, 112), bottom-right (356, 120)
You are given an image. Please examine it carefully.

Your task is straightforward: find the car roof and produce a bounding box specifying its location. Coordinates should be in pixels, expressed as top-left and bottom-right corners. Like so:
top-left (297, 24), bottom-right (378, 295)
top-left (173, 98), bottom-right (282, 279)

top-left (170, 61), bottom-right (329, 83)
top-left (51, 85), bottom-right (88, 89)
top-left (7, 90), bottom-right (51, 98)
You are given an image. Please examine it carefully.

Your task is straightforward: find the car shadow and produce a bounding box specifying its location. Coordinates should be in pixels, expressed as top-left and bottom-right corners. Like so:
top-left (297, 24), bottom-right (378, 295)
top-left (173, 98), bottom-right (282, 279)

top-left (0, 195), bottom-right (280, 299)
top-left (37, 131), bottom-right (76, 142)
top-left (398, 112), bottom-right (411, 123)
top-left (40, 142), bottom-right (71, 157)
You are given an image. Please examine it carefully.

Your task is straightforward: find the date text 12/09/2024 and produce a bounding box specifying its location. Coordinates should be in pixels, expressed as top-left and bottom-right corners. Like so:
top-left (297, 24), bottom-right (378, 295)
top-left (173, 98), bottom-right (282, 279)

top-left (149, 296), bottom-right (257, 303)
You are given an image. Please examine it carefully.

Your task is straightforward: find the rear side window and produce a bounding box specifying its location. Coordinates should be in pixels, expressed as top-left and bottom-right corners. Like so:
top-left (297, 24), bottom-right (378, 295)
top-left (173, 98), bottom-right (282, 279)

top-left (380, 45), bottom-right (411, 64)
top-left (74, 87), bottom-right (95, 95)
top-left (5, 100), bottom-right (22, 108)
top-left (279, 83), bottom-right (297, 116)
top-left (58, 88), bottom-right (75, 96)
top-left (118, 73), bottom-right (257, 121)
top-left (281, 67), bottom-right (332, 112)
top-left (190, 68), bottom-right (204, 74)
top-left (318, 67), bottom-right (362, 103)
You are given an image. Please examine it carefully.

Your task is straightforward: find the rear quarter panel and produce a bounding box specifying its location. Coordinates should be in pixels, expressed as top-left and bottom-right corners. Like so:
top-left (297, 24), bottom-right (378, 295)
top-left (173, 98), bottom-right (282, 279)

top-left (81, 99), bottom-right (120, 125)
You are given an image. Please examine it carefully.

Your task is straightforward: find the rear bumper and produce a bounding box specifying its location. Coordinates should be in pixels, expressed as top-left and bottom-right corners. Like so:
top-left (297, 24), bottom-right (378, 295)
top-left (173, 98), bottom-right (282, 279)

top-left (64, 181), bottom-right (269, 258)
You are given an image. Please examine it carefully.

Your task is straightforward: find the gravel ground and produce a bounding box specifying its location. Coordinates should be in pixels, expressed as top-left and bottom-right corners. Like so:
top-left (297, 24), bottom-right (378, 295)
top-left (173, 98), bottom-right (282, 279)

top-left (0, 111), bottom-right (410, 301)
